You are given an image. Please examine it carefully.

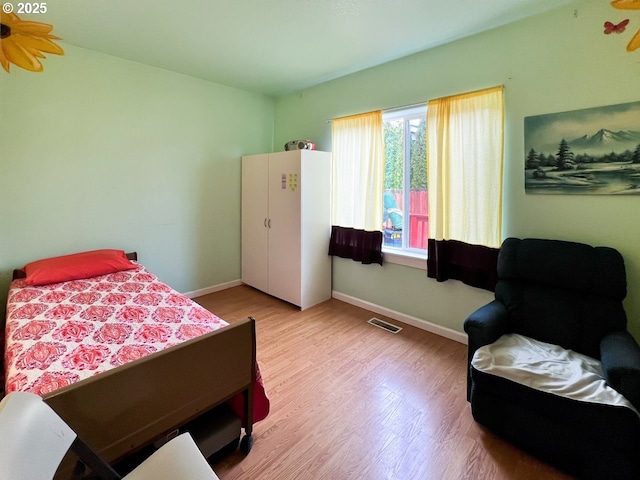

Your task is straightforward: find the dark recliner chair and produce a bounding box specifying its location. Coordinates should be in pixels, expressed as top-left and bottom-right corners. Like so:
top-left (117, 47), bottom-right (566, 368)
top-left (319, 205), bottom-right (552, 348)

top-left (464, 238), bottom-right (640, 479)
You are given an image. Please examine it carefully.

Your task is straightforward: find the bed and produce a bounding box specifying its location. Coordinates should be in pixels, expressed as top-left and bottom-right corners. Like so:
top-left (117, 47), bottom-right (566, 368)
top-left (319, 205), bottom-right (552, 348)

top-left (2, 249), bottom-right (269, 477)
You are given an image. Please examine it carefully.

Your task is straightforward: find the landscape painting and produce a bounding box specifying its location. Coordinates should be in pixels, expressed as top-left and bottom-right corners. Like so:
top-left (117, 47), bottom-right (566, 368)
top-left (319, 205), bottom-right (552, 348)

top-left (524, 100), bottom-right (640, 194)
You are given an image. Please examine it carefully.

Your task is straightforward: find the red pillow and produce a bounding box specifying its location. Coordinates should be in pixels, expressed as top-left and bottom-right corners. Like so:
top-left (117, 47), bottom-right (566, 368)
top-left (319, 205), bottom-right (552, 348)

top-left (24, 249), bottom-right (136, 286)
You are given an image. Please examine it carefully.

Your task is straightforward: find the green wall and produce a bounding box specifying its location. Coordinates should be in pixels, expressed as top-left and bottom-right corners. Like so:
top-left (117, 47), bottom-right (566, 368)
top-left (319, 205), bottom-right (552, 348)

top-left (3, 1), bottom-right (640, 341)
top-left (0, 44), bottom-right (274, 308)
top-left (274, 1), bottom-right (640, 339)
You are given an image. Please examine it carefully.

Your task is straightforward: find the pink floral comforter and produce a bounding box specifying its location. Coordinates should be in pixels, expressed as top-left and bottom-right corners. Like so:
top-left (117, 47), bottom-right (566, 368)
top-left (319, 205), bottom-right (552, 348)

top-left (3, 263), bottom-right (270, 424)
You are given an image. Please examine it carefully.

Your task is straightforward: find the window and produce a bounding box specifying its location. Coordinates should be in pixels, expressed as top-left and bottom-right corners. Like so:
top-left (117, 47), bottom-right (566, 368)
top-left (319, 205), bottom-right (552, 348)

top-left (382, 105), bottom-right (427, 258)
top-left (329, 86), bottom-right (502, 280)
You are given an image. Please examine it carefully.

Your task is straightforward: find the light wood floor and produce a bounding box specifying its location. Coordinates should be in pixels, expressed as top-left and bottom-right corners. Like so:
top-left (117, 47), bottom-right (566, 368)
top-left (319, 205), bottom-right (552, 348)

top-left (195, 286), bottom-right (573, 480)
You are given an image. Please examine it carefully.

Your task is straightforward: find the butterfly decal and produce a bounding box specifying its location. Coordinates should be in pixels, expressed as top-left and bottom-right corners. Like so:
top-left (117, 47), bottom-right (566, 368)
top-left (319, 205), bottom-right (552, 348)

top-left (604, 18), bottom-right (630, 33)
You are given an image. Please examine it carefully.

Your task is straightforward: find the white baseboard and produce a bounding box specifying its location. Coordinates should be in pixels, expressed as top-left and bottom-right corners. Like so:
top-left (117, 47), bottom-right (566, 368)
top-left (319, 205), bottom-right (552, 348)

top-left (331, 291), bottom-right (468, 345)
top-left (183, 283), bottom-right (467, 344)
top-left (184, 279), bottom-right (243, 299)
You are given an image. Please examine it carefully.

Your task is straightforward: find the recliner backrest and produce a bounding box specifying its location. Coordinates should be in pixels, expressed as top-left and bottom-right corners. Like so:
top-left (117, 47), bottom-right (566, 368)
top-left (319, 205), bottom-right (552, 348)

top-left (495, 237), bottom-right (627, 359)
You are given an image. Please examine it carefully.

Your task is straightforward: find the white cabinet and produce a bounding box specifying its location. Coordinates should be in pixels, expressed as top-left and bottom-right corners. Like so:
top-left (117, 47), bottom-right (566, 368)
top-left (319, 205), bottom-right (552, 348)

top-left (241, 150), bottom-right (332, 310)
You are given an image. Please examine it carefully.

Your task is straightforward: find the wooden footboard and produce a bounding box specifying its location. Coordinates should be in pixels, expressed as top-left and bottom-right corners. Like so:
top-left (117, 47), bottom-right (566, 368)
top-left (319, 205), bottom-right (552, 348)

top-left (46, 317), bottom-right (256, 477)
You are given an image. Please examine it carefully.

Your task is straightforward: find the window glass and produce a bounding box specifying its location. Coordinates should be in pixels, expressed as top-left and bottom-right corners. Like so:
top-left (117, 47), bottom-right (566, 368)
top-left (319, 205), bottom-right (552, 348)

top-left (382, 106), bottom-right (427, 255)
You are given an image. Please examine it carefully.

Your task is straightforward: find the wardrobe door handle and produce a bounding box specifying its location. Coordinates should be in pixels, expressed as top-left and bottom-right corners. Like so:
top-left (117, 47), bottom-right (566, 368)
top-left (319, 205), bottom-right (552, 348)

top-left (268, 219), bottom-right (271, 228)
top-left (264, 218), bottom-right (267, 228)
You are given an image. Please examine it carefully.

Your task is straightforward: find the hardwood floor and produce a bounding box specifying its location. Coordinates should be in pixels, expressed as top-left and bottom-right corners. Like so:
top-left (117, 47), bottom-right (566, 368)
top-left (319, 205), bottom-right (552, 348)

top-left (195, 286), bottom-right (573, 480)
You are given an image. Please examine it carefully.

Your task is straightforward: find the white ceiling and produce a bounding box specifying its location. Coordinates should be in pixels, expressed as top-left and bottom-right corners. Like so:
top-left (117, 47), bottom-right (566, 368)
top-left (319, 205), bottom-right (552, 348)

top-left (42, 0), bottom-right (576, 96)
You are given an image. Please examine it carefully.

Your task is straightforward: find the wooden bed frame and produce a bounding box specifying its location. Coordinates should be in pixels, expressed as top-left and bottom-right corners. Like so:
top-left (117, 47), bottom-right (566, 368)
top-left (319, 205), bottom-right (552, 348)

top-left (10, 253), bottom-right (255, 478)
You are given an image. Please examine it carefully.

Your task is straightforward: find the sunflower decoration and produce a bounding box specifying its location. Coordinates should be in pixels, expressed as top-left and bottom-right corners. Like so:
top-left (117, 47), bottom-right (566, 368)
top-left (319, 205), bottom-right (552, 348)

top-left (0, 10), bottom-right (64, 73)
top-left (610, 0), bottom-right (640, 52)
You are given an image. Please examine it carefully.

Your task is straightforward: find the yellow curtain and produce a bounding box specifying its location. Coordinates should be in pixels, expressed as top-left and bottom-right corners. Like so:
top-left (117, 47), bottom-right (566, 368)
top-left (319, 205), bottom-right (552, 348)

top-left (331, 111), bottom-right (384, 232)
top-left (427, 86), bottom-right (504, 248)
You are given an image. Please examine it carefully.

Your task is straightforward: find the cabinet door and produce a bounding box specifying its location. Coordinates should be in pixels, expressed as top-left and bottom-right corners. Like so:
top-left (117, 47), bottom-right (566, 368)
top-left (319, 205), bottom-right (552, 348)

top-left (267, 151), bottom-right (302, 306)
top-left (241, 154), bottom-right (269, 292)
top-left (299, 150), bottom-right (332, 309)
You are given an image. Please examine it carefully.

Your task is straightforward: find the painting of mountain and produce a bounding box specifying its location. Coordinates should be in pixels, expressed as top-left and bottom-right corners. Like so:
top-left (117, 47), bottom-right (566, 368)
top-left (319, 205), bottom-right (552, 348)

top-left (569, 128), bottom-right (640, 155)
top-left (524, 100), bottom-right (640, 194)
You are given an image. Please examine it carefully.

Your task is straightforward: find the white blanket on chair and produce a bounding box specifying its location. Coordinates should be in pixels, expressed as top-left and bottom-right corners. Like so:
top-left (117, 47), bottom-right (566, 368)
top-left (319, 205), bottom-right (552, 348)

top-left (472, 333), bottom-right (638, 415)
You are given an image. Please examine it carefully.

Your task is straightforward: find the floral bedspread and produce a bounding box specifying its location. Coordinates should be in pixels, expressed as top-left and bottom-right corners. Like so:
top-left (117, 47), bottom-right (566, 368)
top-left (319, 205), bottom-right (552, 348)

top-left (4, 263), bottom-right (229, 395)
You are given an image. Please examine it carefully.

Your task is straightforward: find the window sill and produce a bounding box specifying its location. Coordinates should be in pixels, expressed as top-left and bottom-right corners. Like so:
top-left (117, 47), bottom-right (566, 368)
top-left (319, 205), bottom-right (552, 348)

top-left (383, 250), bottom-right (427, 270)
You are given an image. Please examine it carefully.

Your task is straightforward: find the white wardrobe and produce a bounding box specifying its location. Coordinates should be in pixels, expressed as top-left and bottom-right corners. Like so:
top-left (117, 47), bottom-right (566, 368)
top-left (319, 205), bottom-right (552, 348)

top-left (241, 150), bottom-right (332, 310)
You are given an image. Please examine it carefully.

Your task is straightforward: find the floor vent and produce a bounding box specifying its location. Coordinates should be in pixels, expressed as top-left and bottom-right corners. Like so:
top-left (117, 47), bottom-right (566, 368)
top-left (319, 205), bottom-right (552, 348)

top-left (367, 317), bottom-right (402, 334)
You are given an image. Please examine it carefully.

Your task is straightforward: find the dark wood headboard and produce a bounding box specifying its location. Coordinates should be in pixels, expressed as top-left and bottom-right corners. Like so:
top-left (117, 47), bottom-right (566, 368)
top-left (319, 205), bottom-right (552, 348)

top-left (11, 252), bottom-right (138, 281)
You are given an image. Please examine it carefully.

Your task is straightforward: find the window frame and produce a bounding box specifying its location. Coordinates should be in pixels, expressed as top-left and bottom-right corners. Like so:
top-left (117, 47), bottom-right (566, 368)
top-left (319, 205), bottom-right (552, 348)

top-left (382, 104), bottom-right (428, 268)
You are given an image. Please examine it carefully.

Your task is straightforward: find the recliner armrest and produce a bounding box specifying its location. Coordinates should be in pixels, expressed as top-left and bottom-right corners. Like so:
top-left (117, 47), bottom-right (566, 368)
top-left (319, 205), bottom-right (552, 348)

top-left (464, 300), bottom-right (510, 352)
top-left (463, 300), bottom-right (510, 401)
top-left (600, 330), bottom-right (640, 412)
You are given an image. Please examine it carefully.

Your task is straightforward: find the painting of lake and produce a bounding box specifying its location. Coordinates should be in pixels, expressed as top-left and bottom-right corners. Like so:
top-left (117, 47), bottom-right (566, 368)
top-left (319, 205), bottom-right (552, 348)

top-left (524, 100), bottom-right (640, 194)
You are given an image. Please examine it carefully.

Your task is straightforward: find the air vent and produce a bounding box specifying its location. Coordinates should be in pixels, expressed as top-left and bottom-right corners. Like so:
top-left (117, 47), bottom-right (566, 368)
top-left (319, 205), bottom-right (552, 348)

top-left (367, 317), bottom-right (402, 334)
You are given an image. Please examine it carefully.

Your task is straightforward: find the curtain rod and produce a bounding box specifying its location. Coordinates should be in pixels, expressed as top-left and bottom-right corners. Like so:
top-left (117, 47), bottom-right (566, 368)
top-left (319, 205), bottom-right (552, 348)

top-left (326, 101), bottom-right (426, 123)
top-left (325, 85), bottom-right (504, 123)
top-left (383, 101), bottom-right (427, 113)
